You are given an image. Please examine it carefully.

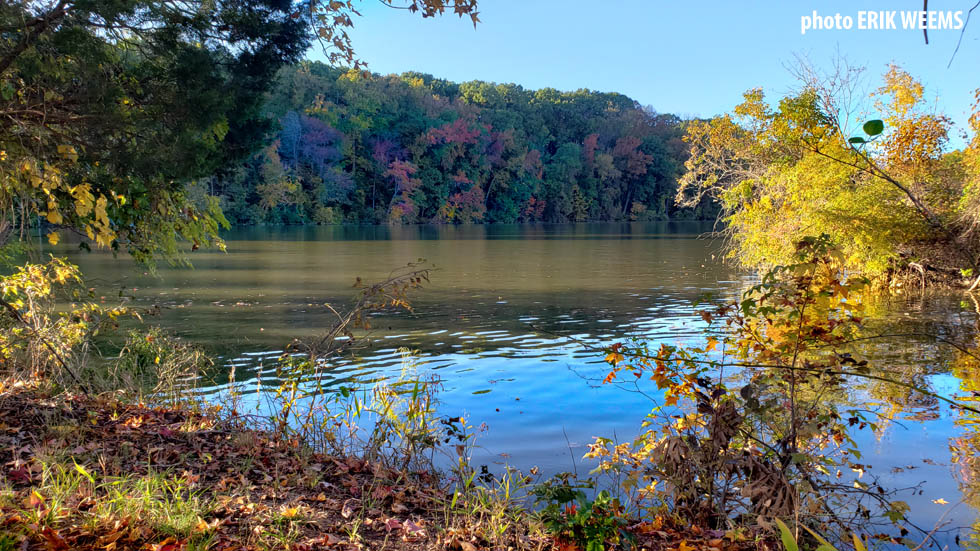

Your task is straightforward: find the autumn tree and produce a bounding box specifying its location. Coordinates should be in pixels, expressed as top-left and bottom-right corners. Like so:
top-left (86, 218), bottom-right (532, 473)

top-left (0, 0), bottom-right (313, 263)
top-left (677, 61), bottom-right (980, 285)
top-left (213, 64), bottom-right (693, 226)
top-left (0, 0), bottom-right (484, 263)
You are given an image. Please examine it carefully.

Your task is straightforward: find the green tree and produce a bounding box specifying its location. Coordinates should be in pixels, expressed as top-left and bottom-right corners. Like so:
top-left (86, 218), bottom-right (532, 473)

top-left (0, 0), bottom-right (310, 262)
top-left (0, 0), bottom-right (485, 262)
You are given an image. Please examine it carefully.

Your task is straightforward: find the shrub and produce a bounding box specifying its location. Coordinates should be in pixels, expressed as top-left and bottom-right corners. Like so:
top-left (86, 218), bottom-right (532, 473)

top-left (0, 257), bottom-right (128, 390)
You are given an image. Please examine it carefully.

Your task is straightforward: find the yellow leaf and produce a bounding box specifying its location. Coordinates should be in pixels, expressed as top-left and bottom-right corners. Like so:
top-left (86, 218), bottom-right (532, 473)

top-left (605, 352), bottom-right (624, 365)
top-left (194, 517), bottom-right (210, 533)
top-left (705, 337), bottom-right (719, 352)
top-left (932, 498), bottom-right (949, 505)
top-left (95, 195), bottom-right (109, 223)
top-left (46, 231), bottom-right (60, 245)
top-left (46, 210), bottom-right (63, 224)
top-left (57, 144), bottom-right (78, 162)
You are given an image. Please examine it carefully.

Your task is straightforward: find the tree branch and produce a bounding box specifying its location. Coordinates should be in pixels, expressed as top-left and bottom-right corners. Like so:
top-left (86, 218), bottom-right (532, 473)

top-left (0, 0), bottom-right (73, 76)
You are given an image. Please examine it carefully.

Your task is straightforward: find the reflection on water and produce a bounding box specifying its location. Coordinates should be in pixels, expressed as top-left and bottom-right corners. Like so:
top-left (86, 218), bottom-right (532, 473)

top-left (56, 222), bottom-right (980, 546)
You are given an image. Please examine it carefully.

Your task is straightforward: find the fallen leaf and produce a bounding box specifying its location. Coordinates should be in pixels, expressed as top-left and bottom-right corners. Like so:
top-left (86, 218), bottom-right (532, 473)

top-left (341, 498), bottom-right (358, 519)
top-left (391, 500), bottom-right (409, 513)
top-left (41, 527), bottom-right (69, 551)
top-left (26, 490), bottom-right (44, 508)
top-left (150, 537), bottom-right (186, 551)
top-left (7, 466), bottom-right (32, 484)
top-left (404, 519), bottom-right (426, 538)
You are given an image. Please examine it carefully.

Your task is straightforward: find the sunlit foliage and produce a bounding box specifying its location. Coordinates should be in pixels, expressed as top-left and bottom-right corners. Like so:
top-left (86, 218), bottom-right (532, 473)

top-left (677, 62), bottom-right (980, 284)
top-left (590, 236), bottom-right (946, 543)
top-left (0, 257), bottom-right (131, 387)
top-left (0, 0), bottom-right (313, 263)
top-left (211, 63), bottom-right (697, 225)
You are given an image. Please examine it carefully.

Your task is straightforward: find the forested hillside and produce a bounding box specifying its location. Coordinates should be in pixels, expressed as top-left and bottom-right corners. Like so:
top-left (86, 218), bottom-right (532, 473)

top-left (203, 63), bottom-right (708, 225)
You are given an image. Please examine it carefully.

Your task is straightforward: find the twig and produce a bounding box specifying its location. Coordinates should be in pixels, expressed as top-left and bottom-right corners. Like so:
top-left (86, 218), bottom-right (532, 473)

top-left (562, 426), bottom-right (578, 478)
top-left (923, 0), bottom-right (929, 44)
top-left (948, 0), bottom-right (980, 68)
top-left (541, 328), bottom-right (980, 416)
top-left (0, 297), bottom-right (89, 394)
top-left (968, 274), bottom-right (980, 292)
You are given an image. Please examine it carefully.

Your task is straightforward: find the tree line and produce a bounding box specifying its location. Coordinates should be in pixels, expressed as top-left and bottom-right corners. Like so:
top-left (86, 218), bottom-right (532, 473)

top-left (202, 63), bottom-right (713, 226)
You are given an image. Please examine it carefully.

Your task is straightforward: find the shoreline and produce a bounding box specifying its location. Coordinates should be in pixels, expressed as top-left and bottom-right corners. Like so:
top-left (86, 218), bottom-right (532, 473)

top-left (0, 382), bottom-right (770, 551)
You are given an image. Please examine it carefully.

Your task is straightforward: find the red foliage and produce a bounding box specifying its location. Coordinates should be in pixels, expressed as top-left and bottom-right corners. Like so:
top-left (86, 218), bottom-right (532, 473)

top-left (371, 138), bottom-right (400, 166)
top-left (521, 196), bottom-right (546, 221)
top-left (485, 128), bottom-right (513, 166)
top-left (444, 186), bottom-right (486, 223)
top-left (583, 133), bottom-right (599, 171)
top-left (452, 171), bottom-right (473, 185)
top-left (426, 118), bottom-right (482, 146)
top-left (522, 149), bottom-right (544, 180)
top-left (385, 160), bottom-right (419, 190)
top-left (432, 171), bottom-right (484, 223)
top-left (612, 136), bottom-right (653, 177)
top-left (385, 160), bottom-right (422, 222)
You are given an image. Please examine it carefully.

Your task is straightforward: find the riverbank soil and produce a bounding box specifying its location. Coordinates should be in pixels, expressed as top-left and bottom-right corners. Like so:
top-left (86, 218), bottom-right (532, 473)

top-left (0, 384), bottom-right (771, 551)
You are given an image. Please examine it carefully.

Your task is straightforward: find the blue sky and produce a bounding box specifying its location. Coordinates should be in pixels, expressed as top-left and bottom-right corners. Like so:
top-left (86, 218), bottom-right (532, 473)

top-left (310, 0), bottom-right (979, 137)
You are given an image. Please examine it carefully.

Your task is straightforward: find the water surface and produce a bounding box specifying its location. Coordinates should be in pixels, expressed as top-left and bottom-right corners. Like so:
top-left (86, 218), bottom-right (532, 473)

top-left (58, 222), bottom-right (980, 546)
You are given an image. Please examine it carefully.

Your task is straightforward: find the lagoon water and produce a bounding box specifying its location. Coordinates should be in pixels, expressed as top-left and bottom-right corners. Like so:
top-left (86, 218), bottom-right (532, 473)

top-left (58, 222), bottom-right (980, 546)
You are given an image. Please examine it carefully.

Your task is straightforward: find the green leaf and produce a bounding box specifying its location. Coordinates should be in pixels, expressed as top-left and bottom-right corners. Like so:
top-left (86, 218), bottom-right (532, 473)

top-left (863, 119), bottom-right (884, 136)
top-left (884, 500), bottom-right (909, 523)
top-left (775, 518), bottom-right (799, 551)
top-left (790, 453), bottom-right (810, 464)
top-left (0, 82), bottom-right (14, 101)
top-left (848, 137), bottom-right (866, 144)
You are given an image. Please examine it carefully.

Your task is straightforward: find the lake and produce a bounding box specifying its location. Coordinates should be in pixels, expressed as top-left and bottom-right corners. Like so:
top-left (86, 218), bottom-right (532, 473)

top-left (57, 222), bottom-right (980, 546)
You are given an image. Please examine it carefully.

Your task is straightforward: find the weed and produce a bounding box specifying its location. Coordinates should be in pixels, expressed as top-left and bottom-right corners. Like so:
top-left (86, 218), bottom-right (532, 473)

top-left (533, 474), bottom-right (632, 551)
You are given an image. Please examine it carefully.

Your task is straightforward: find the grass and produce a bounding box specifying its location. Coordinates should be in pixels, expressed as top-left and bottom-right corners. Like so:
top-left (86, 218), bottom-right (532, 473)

top-left (0, 415), bottom-right (217, 549)
top-left (0, 381), bottom-right (773, 551)
top-left (0, 383), bottom-right (556, 551)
